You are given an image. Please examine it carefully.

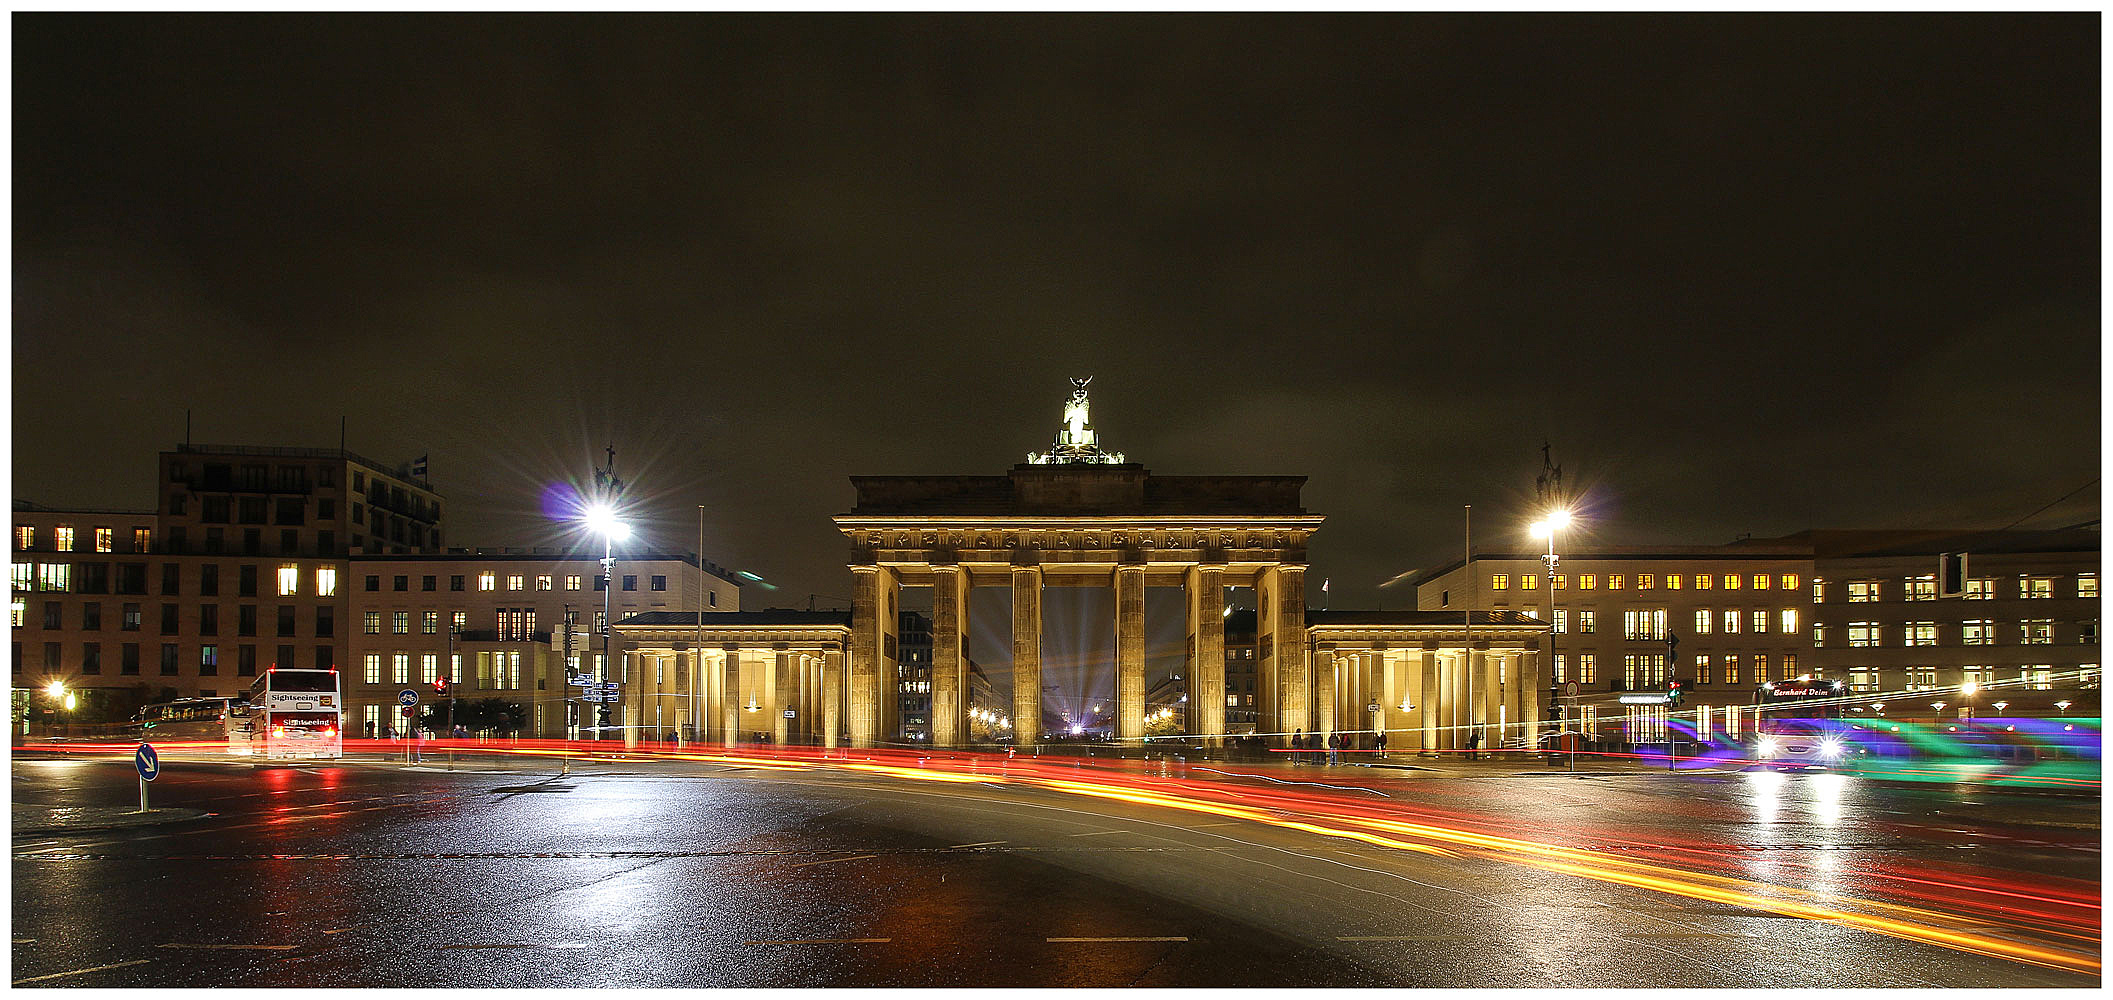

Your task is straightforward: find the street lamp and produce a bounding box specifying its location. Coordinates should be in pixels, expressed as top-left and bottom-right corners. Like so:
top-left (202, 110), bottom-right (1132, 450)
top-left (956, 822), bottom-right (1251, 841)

top-left (583, 502), bottom-right (629, 743)
top-left (1962, 680), bottom-right (1978, 726)
top-left (1530, 508), bottom-right (1572, 770)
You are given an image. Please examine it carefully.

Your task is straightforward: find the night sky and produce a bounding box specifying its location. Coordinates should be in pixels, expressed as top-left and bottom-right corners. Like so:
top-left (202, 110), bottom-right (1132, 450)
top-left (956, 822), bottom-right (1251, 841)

top-left (13, 15), bottom-right (2101, 626)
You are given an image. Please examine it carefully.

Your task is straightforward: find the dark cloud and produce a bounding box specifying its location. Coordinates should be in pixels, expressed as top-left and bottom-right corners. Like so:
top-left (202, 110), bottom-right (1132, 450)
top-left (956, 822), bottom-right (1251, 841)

top-left (14, 14), bottom-right (2099, 621)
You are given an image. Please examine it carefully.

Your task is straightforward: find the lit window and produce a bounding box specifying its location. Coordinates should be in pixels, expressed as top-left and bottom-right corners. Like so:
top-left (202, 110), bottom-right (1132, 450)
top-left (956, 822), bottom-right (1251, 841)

top-left (1579, 574), bottom-right (1596, 590)
top-left (1750, 610), bottom-right (1768, 634)
top-left (14, 526), bottom-right (31, 550)
top-left (1780, 573), bottom-right (1799, 590)
top-left (1961, 620), bottom-right (1996, 645)
top-left (37, 564), bottom-right (71, 592)
top-left (1695, 574), bottom-right (1712, 591)
top-left (1964, 578), bottom-right (1996, 600)
top-left (1576, 611), bottom-right (1595, 634)
top-left (2023, 665), bottom-right (2053, 691)
top-left (2078, 574), bottom-right (2098, 599)
top-left (1752, 573), bottom-right (1769, 591)
top-left (1553, 609), bottom-right (1568, 634)
top-left (1693, 609), bottom-right (1712, 634)
top-left (1226, 694), bottom-right (1239, 708)
top-left (1576, 653), bottom-right (1596, 683)
top-left (537, 575), bottom-right (553, 591)
top-left (316, 567), bottom-right (338, 597)
top-left (9, 599), bottom-right (21, 627)
top-left (1490, 574), bottom-right (1509, 591)
top-left (1665, 574), bottom-right (1681, 590)
top-left (1903, 576), bottom-right (1936, 601)
top-left (1904, 623), bottom-right (1938, 647)
top-left (10, 563), bottom-right (30, 591)
top-left (1723, 655), bottom-right (1739, 686)
top-left (1520, 574), bottom-right (1537, 591)
top-left (363, 653), bottom-right (382, 684)
top-left (364, 611), bottom-right (382, 635)
top-left (1846, 622), bottom-right (1881, 647)
top-left (452, 610), bottom-right (467, 631)
top-left (393, 611), bottom-right (410, 634)
top-left (1846, 666), bottom-right (1877, 693)
top-left (1552, 574), bottom-right (1566, 590)
top-left (1812, 623), bottom-right (1826, 647)
top-left (478, 572), bottom-right (496, 592)
top-left (1779, 609), bottom-right (1798, 634)
top-left (277, 564), bottom-right (299, 596)
top-left (53, 525), bottom-right (74, 551)
top-left (1608, 575), bottom-right (1624, 590)
top-left (1553, 654), bottom-right (1567, 682)
top-left (2020, 619), bottom-right (2054, 645)
top-left (1846, 581), bottom-right (1879, 603)
top-left (421, 653), bottom-right (438, 683)
top-left (393, 653), bottom-right (410, 685)
top-left (566, 575), bottom-right (583, 591)
top-left (2020, 577), bottom-right (2053, 600)
top-left (1811, 579), bottom-right (1824, 602)
top-left (1694, 654), bottom-right (1710, 685)
top-left (422, 611), bottom-right (439, 635)
top-left (1722, 573), bottom-right (1740, 591)
top-left (1721, 610), bottom-right (1740, 634)
top-left (94, 527), bottom-right (113, 553)
top-left (507, 574), bottom-right (524, 592)
top-left (1905, 667), bottom-right (1935, 691)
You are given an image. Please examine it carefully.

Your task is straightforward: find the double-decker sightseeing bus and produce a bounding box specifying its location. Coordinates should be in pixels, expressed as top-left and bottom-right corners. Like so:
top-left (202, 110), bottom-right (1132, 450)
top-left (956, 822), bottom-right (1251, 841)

top-left (247, 667), bottom-right (344, 759)
top-left (1753, 677), bottom-right (1849, 769)
top-left (133, 697), bottom-right (254, 753)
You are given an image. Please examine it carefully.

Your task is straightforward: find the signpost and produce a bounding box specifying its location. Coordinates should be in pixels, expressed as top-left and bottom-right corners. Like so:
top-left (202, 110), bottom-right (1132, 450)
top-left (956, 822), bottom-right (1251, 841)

top-left (397, 689), bottom-right (421, 764)
top-left (134, 742), bottom-right (159, 813)
top-left (783, 709), bottom-right (796, 720)
top-left (1561, 680), bottom-right (1581, 772)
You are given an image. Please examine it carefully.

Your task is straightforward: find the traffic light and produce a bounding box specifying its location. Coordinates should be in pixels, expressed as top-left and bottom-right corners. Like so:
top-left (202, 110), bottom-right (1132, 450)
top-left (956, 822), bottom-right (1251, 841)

top-left (432, 676), bottom-right (449, 696)
top-left (1665, 631), bottom-right (1679, 667)
top-left (1666, 679), bottom-right (1685, 706)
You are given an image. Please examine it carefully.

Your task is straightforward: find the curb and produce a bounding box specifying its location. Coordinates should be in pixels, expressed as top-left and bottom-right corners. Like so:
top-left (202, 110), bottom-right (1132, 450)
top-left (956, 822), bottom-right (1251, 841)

top-left (12, 807), bottom-right (213, 836)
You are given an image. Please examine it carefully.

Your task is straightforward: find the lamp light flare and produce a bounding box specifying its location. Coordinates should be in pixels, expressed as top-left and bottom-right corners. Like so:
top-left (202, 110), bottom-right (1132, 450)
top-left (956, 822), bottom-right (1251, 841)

top-left (43, 681), bottom-right (65, 698)
top-left (583, 503), bottom-right (630, 541)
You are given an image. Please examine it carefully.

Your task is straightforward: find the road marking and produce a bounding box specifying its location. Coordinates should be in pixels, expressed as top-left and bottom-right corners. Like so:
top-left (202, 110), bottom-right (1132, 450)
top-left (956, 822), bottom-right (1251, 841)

top-left (12, 958), bottom-right (152, 983)
top-left (156, 943), bottom-right (296, 951)
top-left (1047, 936), bottom-right (1187, 943)
top-left (947, 841), bottom-right (1006, 849)
top-left (1337, 935), bottom-right (1472, 942)
top-left (785, 854), bottom-right (877, 868)
top-left (1189, 822), bottom-right (1241, 828)
top-left (12, 938), bottom-right (36, 944)
top-left (1067, 829), bottom-right (1126, 837)
top-left (743, 938), bottom-right (892, 945)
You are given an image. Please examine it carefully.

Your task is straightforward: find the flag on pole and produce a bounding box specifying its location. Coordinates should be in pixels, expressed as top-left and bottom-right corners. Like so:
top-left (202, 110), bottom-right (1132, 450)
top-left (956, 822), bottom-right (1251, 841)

top-left (1322, 578), bottom-right (1330, 593)
top-left (411, 455), bottom-right (429, 480)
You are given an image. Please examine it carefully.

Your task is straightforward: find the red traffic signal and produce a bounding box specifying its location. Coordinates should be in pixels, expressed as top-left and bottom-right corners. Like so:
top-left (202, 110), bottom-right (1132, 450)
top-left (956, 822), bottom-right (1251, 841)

top-left (433, 677), bottom-right (449, 695)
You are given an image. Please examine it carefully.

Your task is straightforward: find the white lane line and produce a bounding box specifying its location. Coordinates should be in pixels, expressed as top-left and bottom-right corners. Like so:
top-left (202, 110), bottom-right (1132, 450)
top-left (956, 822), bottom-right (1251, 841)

top-left (743, 938), bottom-right (892, 945)
top-left (1189, 822), bottom-right (1241, 828)
top-left (156, 943), bottom-right (296, 951)
top-left (1067, 829), bottom-right (1127, 837)
top-left (13, 938), bottom-right (36, 944)
top-left (1048, 936), bottom-right (1188, 943)
top-left (947, 841), bottom-right (1006, 849)
top-left (12, 958), bottom-right (152, 983)
top-left (1338, 935), bottom-right (1472, 942)
top-left (785, 854), bottom-right (878, 868)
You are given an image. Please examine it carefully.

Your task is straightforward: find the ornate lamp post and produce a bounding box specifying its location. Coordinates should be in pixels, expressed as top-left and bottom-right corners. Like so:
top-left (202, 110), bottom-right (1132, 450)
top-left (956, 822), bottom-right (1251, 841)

top-left (1530, 509), bottom-right (1571, 768)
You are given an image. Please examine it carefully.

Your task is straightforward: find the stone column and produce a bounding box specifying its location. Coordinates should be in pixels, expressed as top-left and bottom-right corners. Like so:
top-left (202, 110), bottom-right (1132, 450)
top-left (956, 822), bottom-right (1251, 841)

top-left (1011, 564), bottom-right (1043, 747)
top-left (1520, 650), bottom-right (1541, 746)
top-left (1185, 565), bottom-right (1226, 740)
top-left (1417, 649), bottom-right (1437, 751)
top-left (621, 650), bottom-right (640, 749)
top-left (722, 648), bottom-right (743, 746)
top-left (849, 565), bottom-right (898, 749)
top-left (773, 648), bottom-right (794, 745)
top-left (1472, 648), bottom-right (1494, 749)
top-left (931, 565), bottom-right (968, 748)
top-left (1114, 564), bottom-right (1147, 743)
top-left (1436, 652), bottom-right (1457, 750)
top-left (822, 648), bottom-right (844, 749)
top-left (1502, 652), bottom-right (1523, 748)
top-left (672, 649), bottom-right (691, 742)
top-left (1314, 651), bottom-right (1337, 739)
top-left (1261, 566), bottom-right (1309, 742)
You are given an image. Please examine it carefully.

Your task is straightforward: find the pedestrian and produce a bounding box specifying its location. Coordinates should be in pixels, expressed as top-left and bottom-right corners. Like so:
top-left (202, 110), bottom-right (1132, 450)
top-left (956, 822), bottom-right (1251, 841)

top-left (364, 721), bottom-right (376, 739)
top-left (1467, 730), bottom-right (1481, 760)
top-left (1327, 731), bottom-right (1341, 766)
top-left (1291, 728), bottom-right (1304, 766)
top-left (1374, 728), bottom-right (1388, 760)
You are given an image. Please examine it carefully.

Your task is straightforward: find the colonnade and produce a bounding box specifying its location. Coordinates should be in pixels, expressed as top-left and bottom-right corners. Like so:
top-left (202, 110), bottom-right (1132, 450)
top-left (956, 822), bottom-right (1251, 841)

top-left (1313, 643), bottom-right (1544, 750)
top-left (609, 624), bottom-right (851, 748)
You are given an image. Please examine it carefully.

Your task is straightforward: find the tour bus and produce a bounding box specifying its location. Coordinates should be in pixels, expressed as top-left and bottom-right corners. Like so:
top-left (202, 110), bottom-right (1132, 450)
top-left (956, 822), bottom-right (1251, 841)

top-left (133, 697), bottom-right (254, 753)
top-left (1752, 677), bottom-right (1848, 769)
top-left (247, 667), bottom-right (344, 759)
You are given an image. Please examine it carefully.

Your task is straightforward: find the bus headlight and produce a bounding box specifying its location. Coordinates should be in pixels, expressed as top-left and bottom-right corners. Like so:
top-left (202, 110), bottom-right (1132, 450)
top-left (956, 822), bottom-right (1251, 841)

top-left (1819, 739), bottom-right (1845, 759)
top-left (1757, 737), bottom-right (1779, 758)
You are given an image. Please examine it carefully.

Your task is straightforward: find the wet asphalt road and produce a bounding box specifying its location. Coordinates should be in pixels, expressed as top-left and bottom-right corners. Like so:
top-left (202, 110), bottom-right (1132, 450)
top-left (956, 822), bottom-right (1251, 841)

top-left (11, 753), bottom-right (2101, 988)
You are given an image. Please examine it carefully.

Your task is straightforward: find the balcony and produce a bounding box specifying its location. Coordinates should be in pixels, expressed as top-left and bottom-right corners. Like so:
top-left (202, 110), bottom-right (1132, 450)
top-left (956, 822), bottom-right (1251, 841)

top-left (454, 629), bottom-right (554, 645)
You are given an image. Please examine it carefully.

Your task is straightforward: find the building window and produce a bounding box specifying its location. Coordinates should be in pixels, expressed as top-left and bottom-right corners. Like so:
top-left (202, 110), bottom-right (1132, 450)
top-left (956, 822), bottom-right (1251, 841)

top-left (450, 575), bottom-right (465, 592)
top-left (1810, 579), bottom-right (1824, 603)
top-left (134, 527), bottom-right (152, 553)
top-left (421, 653), bottom-right (439, 684)
top-left (1904, 623), bottom-right (1938, 647)
top-left (314, 567), bottom-right (336, 597)
top-left (2080, 622), bottom-right (2098, 644)
top-left (1636, 574), bottom-right (1653, 590)
top-left (651, 575), bottom-right (668, 592)
top-left (1692, 573), bottom-right (1711, 592)
top-left (39, 564), bottom-right (73, 592)
top-left (2022, 665), bottom-right (2053, 690)
top-left (14, 526), bottom-right (31, 550)
top-left (594, 609), bottom-right (607, 634)
top-left (393, 612), bottom-right (410, 635)
top-left (160, 643), bottom-right (179, 675)
top-left (1552, 574), bottom-right (1566, 590)
top-left (1964, 578), bottom-right (1996, 600)
top-left (199, 644), bottom-right (218, 674)
top-left (1576, 611), bottom-right (1594, 635)
top-left (1490, 574), bottom-right (1509, 591)
top-left (93, 527), bottom-right (113, 553)
top-left (391, 575), bottom-right (407, 592)
top-left (2020, 620), bottom-right (2054, 645)
top-left (423, 576), bottom-right (437, 592)
top-left (365, 575), bottom-right (381, 592)
top-left (1847, 666), bottom-right (1877, 693)
top-left (1811, 623), bottom-right (1825, 647)
top-left (160, 603), bottom-right (178, 634)
top-left (10, 562), bottom-right (30, 591)
top-left (364, 611), bottom-right (382, 635)
top-left (622, 575), bottom-right (638, 592)
top-left (1578, 574), bottom-right (1596, 590)
top-left (2020, 577), bottom-right (2053, 600)
top-left (1576, 653), bottom-right (1596, 683)
top-left (1608, 574), bottom-right (1624, 590)
top-left (53, 525), bottom-right (75, 552)
top-left (1904, 667), bottom-right (1936, 691)
top-left (8, 599), bottom-right (20, 627)
top-left (1553, 609), bottom-right (1568, 634)
top-left (1622, 609), bottom-right (1665, 641)
top-left (1694, 654), bottom-right (1710, 685)
top-left (392, 652), bottom-right (410, 685)
top-left (709, 592), bottom-right (718, 608)
top-left (1750, 610), bottom-right (1768, 634)
top-left (507, 574), bottom-right (524, 592)
top-left (537, 575), bottom-right (554, 591)
top-left (478, 572), bottom-right (496, 592)
top-left (1779, 609), bottom-right (1799, 634)
top-left (122, 603), bottom-right (141, 631)
top-left (1721, 610), bottom-right (1740, 634)
top-left (422, 611), bottom-right (439, 635)
top-left (275, 563), bottom-right (298, 596)
top-left (1752, 573), bottom-right (1769, 591)
top-left (451, 610), bottom-right (467, 632)
top-left (2079, 574), bottom-right (2099, 599)
top-left (1753, 653), bottom-right (1771, 682)
top-left (566, 575), bottom-right (582, 591)
top-left (275, 606), bottom-right (294, 637)
top-left (1903, 575), bottom-right (1936, 602)
top-left (1846, 622), bottom-right (1881, 647)
top-left (1521, 574), bottom-right (1538, 591)
top-left (1846, 581), bottom-right (1879, 603)
top-left (1961, 620), bottom-right (1996, 645)
top-left (1723, 573), bottom-right (1740, 591)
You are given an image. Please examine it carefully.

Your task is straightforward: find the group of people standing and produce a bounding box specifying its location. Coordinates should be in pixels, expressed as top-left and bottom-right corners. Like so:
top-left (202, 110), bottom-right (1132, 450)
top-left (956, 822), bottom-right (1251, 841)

top-left (1286, 728), bottom-right (1387, 766)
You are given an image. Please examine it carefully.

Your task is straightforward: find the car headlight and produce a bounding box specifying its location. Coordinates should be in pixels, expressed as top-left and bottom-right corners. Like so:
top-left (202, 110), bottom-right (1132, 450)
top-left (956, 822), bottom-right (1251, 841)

top-left (1757, 737), bottom-right (1779, 757)
top-left (1819, 739), bottom-right (1845, 759)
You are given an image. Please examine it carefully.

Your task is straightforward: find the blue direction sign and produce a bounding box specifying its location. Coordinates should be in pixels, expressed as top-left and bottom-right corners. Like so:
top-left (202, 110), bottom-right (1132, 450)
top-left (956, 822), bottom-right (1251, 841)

top-left (398, 688), bottom-right (421, 708)
top-left (135, 743), bottom-right (160, 782)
